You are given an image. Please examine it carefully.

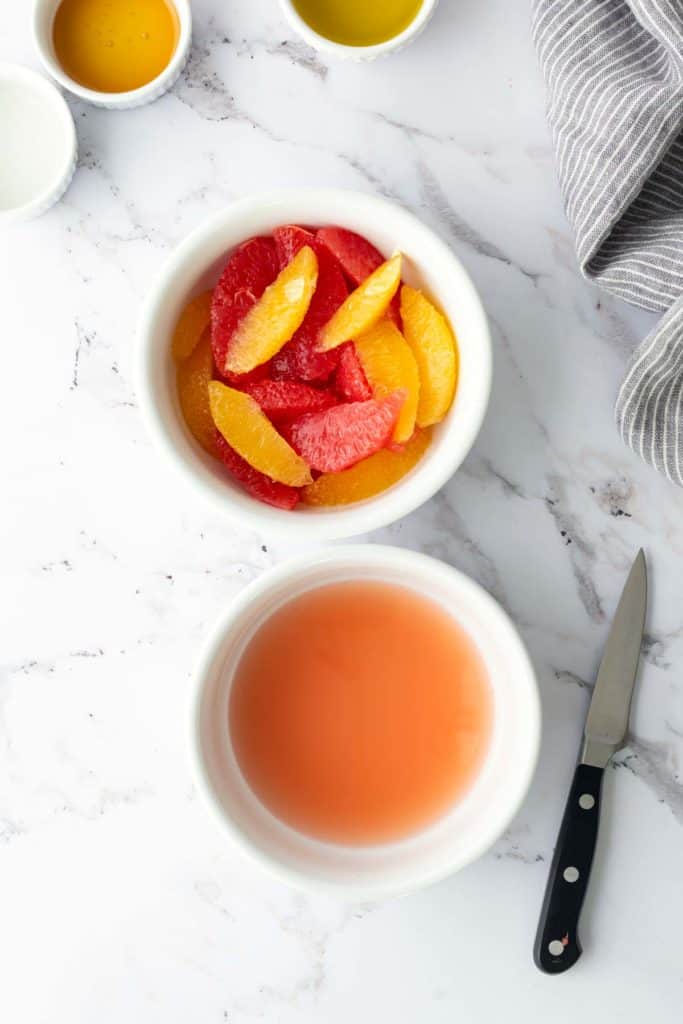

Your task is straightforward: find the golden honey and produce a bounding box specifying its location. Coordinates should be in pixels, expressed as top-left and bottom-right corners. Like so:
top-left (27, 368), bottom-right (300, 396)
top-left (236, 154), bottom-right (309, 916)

top-left (292, 0), bottom-right (424, 47)
top-left (52, 0), bottom-right (180, 94)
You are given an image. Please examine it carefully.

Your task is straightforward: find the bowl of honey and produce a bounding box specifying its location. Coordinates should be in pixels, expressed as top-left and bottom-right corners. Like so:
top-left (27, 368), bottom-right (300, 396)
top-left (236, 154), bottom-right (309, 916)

top-left (191, 545), bottom-right (540, 898)
top-left (279, 0), bottom-right (439, 60)
top-left (33, 0), bottom-right (191, 108)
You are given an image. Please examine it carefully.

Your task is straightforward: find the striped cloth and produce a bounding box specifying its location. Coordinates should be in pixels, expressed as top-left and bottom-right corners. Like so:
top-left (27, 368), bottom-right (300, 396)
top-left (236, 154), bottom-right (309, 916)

top-left (532, 0), bottom-right (683, 483)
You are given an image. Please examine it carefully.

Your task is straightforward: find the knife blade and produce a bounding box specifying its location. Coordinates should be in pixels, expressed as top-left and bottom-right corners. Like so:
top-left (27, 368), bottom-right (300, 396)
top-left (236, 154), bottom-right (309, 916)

top-left (534, 549), bottom-right (647, 974)
top-left (581, 549), bottom-right (647, 769)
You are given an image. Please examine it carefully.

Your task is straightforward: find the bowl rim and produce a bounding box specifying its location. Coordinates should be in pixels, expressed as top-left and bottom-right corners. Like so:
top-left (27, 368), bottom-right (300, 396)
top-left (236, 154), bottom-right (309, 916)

top-left (278, 0), bottom-right (439, 60)
top-left (136, 188), bottom-right (492, 541)
top-left (190, 545), bottom-right (541, 898)
top-left (0, 61), bottom-right (77, 225)
top-left (32, 0), bottom-right (192, 107)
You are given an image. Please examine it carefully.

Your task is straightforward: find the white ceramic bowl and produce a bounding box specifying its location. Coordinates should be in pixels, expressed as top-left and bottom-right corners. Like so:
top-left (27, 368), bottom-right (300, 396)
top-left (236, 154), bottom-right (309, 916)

top-left (33, 0), bottom-right (191, 109)
top-left (137, 189), bottom-right (491, 540)
top-left (191, 546), bottom-right (540, 898)
top-left (0, 62), bottom-right (77, 226)
top-left (279, 0), bottom-right (439, 61)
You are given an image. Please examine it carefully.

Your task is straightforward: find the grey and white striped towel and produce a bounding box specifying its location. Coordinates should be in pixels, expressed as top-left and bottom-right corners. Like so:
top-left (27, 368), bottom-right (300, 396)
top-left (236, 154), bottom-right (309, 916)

top-left (532, 0), bottom-right (683, 483)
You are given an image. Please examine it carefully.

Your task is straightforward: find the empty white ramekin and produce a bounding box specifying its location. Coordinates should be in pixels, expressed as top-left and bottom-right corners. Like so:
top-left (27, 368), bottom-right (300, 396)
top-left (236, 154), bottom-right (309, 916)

top-left (191, 546), bottom-right (540, 899)
top-left (279, 0), bottom-right (439, 61)
top-left (136, 188), bottom-right (491, 541)
top-left (33, 0), bottom-right (191, 109)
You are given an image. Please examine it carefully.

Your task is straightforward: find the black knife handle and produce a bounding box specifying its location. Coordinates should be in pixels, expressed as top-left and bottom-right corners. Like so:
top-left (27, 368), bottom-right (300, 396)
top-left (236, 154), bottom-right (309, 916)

top-left (534, 762), bottom-right (604, 974)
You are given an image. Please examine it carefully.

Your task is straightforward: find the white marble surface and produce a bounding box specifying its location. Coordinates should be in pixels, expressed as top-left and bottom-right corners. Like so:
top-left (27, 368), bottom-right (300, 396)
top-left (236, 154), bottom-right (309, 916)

top-left (2, 1), bottom-right (683, 1020)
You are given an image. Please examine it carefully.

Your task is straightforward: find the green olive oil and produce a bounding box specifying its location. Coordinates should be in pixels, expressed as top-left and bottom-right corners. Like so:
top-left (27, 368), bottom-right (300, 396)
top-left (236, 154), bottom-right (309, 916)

top-left (292, 0), bottom-right (424, 47)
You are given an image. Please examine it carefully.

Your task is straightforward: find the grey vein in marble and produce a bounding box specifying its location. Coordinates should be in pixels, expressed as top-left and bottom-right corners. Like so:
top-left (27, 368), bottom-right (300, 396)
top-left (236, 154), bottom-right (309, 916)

top-left (71, 320), bottom-right (93, 390)
top-left (544, 475), bottom-right (605, 623)
top-left (417, 162), bottom-right (541, 284)
top-left (615, 738), bottom-right (683, 826)
top-left (267, 38), bottom-right (328, 80)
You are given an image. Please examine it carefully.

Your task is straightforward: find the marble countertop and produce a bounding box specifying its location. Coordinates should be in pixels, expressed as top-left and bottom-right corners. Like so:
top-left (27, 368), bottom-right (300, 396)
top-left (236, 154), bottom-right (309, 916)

top-left (2, 1), bottom-right (682, 1020)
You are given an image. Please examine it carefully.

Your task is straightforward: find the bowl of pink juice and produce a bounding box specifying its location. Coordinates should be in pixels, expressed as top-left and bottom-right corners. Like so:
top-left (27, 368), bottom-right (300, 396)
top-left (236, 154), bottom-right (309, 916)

top-left (191, 545), bottom-right (539, 898)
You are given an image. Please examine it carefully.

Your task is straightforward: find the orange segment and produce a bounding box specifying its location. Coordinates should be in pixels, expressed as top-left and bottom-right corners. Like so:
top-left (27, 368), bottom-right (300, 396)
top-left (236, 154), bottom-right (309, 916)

top-left (208, 381), bottom-right (313, 486)
top-left (176, 329), bottom-right (218, 456)
top-left (225, 246), bottom-right (318, 375)
top-left (317, 253), bottom-right (402, 352)
top-left (302, 429), bottom-right (431, 506)
top-left (400, 285), bottom-right (457, 427)
top-left (354, 319), bottom-right (420, 443)
top-left (172, 290), bottom-right (212, 363)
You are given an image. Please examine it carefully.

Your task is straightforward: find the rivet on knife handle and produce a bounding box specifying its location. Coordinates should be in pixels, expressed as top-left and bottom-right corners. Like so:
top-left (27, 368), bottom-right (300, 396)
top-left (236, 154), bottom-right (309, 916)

top-left (533, 762), bottom-right (604, 973)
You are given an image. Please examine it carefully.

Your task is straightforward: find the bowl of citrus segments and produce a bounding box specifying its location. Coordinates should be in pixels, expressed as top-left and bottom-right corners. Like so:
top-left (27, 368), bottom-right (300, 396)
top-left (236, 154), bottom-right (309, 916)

top-left (137, 190), bottom-right (491, 539)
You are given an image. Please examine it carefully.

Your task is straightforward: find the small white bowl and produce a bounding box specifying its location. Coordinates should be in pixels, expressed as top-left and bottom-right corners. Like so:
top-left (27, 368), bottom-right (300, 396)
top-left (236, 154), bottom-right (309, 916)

top-left (33, 0), bottom-right (191, 109)
top-left (279, 0), bottom-right (439, 61)
top-left (136, 189), bottom-right (491, 541)
top-left (0, 62), bottom-right (77, 227)
top-left (191, 546), bottom-right (540, 898)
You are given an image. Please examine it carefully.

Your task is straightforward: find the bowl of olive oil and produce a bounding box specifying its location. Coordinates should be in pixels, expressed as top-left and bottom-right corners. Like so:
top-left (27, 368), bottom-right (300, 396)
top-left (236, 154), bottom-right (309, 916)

top-left (280, 0), bottom-right (438, 60)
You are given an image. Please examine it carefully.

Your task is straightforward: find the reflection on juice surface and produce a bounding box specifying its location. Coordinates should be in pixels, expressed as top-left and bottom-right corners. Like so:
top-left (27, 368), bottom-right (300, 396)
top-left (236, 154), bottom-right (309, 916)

top-left (230, 580), bottom-right (492, 845)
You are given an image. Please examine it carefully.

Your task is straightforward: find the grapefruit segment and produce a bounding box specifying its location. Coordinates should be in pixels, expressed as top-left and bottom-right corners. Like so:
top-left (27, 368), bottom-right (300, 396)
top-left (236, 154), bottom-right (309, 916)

top-left (271, 226), bottom-right (347, 382)
top-left (288, 392), bottom-right (405, 473)
top-left (317, 226), bottom-right (386, 285)
top-left (334, 342), bottom-right (372, 402)
top-left (243, 379), bottom-right (338, 420)
top-left (274, 224), bottom-right (318, 267)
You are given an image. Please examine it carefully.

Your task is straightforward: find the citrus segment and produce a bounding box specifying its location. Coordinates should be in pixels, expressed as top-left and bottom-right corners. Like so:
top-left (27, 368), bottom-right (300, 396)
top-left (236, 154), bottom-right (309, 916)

top-left (334, 342), bottom-right (372, 402)
top-left (172, 290), bottom-right (213, 362)
top-left (317, 253), bottom-right (402, 352)
top-left (176, 329), bottom-right (218, 456)
top-left (274, 224), bottom-right (318, 268)
top-left (214, 431), bottom-right (300, 510)
top-left (211, 237), bottom-right (279, 375)
top-left (288, 392), bottom-right (404, 473)
top-left (271, 226), bottom-right (347, 382)
top-left (354, 319), bottom-right (419, 443)
top-left (400, 285), bottom-right (457, 427)
top-left (302, 429), bottom-right (431, 506)
top-left (216, 360), bottom-right (271, 388)
top-left (224, 246), bottom-right (318, 376)
top-left (243, 380), bottom-right (338, 420)
top-left (317, 226), bottom-right (401, 325)
top-left (317, 226), bottom-right (386, 286)
top-left (208, 381), bottom-right (313, 486)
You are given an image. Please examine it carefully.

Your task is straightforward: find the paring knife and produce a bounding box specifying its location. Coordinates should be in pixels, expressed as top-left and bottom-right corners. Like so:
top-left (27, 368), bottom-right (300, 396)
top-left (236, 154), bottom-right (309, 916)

top-left (534, 549), bottom-right (647, 975)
